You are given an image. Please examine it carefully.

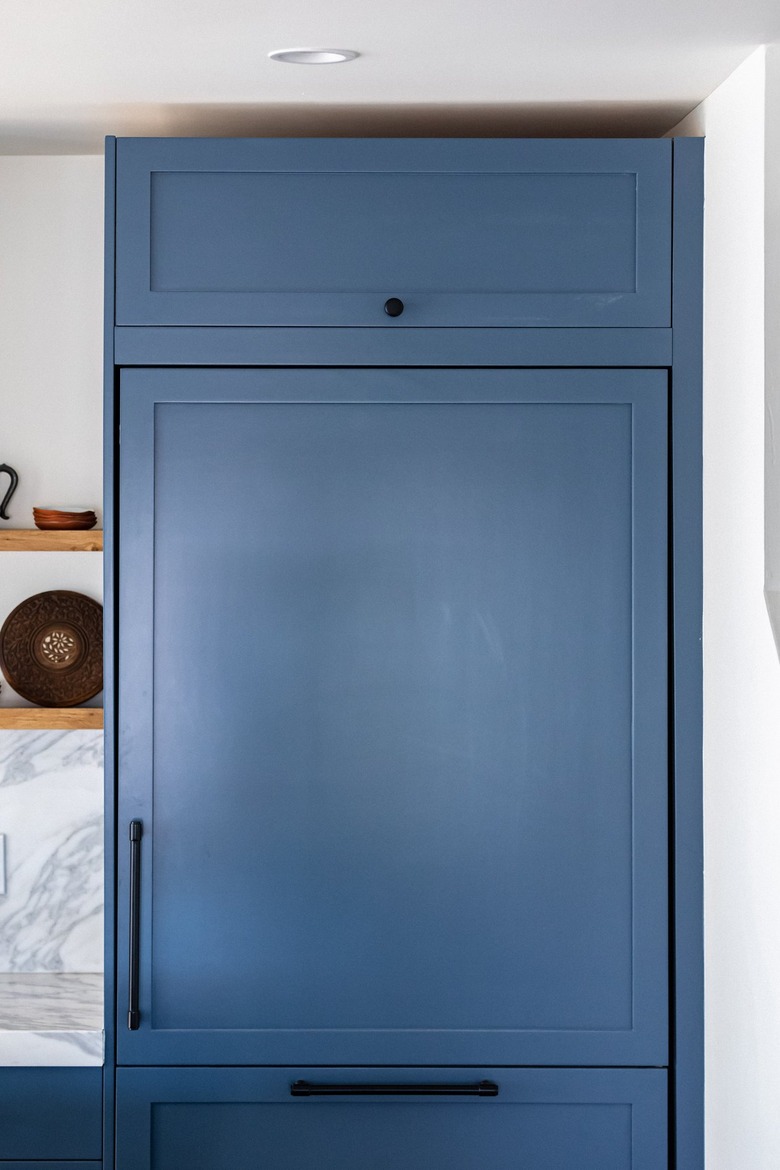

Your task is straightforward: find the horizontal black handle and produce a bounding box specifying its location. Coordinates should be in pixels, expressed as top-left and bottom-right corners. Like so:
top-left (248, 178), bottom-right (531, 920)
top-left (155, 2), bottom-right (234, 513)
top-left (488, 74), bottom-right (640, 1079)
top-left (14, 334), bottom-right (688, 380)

top-left (291, 1080), bottom-right (498, 1097)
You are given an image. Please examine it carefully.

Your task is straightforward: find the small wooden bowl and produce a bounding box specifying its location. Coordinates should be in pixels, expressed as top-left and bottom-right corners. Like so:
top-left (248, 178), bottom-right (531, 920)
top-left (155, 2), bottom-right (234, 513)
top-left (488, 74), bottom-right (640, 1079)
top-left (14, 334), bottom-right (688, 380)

top-left (33, 507), bottom-right (97, 531)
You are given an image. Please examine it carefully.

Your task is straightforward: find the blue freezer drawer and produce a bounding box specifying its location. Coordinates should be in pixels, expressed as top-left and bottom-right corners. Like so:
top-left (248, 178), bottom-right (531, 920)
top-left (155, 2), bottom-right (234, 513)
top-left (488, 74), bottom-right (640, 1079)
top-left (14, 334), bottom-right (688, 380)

top-left (115, 138), bottom-right (671, 327)
top-left (116, 1066), bottom-right (667, 1170)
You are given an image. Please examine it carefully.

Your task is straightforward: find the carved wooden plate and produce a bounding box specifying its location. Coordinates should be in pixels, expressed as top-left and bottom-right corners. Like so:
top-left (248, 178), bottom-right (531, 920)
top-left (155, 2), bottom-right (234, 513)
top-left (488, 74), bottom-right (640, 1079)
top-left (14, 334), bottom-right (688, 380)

top-left (0, 590), bottom-right (103, 707)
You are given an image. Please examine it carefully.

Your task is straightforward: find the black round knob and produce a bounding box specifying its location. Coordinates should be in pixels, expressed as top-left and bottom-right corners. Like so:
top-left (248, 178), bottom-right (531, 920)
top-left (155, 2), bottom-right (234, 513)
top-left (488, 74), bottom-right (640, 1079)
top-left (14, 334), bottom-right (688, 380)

top-left (384, 297), bottom-right (404, 318)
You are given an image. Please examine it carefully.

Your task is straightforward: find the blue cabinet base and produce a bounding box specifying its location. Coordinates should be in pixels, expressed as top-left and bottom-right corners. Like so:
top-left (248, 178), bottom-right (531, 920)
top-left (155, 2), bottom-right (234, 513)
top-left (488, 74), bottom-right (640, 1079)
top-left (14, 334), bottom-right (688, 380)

top-left (0, 1163), bottom-right (101, 1169)
top-left (0, 1068), bottom-right (102, 1162)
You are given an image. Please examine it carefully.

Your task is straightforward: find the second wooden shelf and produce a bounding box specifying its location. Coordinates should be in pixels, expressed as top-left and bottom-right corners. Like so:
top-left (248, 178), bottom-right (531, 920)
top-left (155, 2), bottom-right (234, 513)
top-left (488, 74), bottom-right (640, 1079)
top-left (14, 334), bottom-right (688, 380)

top-left (0, 529), bottom-right (103, 552)
top-left (0, 708), bottom-right (104, 730)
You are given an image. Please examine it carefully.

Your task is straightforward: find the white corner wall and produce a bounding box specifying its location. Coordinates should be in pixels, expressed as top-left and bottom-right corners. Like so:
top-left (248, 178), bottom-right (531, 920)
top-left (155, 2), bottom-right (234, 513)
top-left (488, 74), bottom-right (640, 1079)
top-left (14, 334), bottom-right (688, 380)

top-left (672, 46), bottom-right (780, 1169)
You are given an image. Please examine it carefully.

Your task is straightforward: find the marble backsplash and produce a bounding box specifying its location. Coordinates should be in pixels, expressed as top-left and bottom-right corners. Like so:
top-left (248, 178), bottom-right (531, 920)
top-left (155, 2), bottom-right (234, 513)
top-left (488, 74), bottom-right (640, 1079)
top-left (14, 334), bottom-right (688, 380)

top-left (0, 731), bottom-right (103, 972)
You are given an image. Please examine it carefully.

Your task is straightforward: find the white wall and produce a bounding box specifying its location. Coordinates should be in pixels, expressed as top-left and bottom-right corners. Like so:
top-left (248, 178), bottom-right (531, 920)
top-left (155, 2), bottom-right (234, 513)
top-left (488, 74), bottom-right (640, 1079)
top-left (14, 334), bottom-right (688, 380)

top-left (766, 45), bottom-right (780, 649)
top-left (0, 155), bottom-right (104, 706)
top-left (672, 46), bottom-right (780, 1169)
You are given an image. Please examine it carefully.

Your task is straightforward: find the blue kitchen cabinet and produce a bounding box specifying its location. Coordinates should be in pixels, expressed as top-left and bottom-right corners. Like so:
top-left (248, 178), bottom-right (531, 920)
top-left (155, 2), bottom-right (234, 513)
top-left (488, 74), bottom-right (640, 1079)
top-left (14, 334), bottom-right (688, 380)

top-left (115, 1067), bottom-right (667, 1170)
top-left (0, 1165), bottom-right (100, 1169)
top-left (114, 138), bottom-right (670, 328)
top-left (0, 1067), bottom-right (102, 1161)
top-left (107, 137), bottom-right (703, 1168)
top-left (116, 367), bottom-right (667, 1069)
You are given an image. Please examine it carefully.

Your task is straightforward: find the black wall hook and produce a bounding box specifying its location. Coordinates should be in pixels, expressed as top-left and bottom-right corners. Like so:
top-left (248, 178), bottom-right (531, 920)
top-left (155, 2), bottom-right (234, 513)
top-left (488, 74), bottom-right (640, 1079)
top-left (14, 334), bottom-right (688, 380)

top-left (0, 465), bottom-right (18, 521)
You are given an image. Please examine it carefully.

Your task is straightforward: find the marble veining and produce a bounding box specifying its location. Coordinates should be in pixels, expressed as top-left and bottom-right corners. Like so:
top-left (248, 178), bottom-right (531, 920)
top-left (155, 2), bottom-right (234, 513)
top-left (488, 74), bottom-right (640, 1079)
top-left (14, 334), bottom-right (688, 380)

top-left (0, 1028), bottom-right (103, 1066)
top-left (0, 729), bottom-right (103, 972)
top-left (0, 729), bottom-right (102, 785)
top-left (0, 973), bottom-right (103, 1066)
top-left (0, 973), bottom-right (102, 1029)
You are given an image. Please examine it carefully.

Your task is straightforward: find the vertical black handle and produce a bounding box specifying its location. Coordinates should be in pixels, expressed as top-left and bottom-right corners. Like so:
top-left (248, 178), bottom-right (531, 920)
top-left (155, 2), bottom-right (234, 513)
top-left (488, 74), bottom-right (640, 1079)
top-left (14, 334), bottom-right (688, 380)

top-left (128, 820), bottom-right (143, 1030)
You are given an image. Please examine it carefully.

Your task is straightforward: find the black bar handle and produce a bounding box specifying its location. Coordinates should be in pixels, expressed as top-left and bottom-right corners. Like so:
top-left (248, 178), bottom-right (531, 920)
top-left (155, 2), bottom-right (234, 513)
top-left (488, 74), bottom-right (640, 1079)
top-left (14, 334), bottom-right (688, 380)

top-left (127, 820), bottom-right (143, 1030)
top-left (291, 1080), bottom-right (499, 1097)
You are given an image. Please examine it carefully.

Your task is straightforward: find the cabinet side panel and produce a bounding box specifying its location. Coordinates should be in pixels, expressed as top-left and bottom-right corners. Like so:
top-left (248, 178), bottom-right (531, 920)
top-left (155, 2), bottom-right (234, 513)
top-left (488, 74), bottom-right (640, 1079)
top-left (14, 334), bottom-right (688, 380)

top-left (103, 132), bottom-right (117, 1170)
top-left (671, 136), bottom-right (704, 1170)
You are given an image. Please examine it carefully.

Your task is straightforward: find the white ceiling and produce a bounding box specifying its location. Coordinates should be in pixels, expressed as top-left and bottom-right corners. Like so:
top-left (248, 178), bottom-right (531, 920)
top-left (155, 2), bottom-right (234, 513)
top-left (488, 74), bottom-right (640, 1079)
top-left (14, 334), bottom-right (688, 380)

top-left (1, 0), bottom-right (778, 150)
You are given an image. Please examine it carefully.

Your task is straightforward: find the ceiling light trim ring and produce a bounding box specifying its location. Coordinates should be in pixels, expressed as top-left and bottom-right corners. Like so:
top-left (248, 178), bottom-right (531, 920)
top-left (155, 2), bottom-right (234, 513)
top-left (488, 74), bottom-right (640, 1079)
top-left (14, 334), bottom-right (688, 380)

top-left (268, 48), bottom-right (359, 65)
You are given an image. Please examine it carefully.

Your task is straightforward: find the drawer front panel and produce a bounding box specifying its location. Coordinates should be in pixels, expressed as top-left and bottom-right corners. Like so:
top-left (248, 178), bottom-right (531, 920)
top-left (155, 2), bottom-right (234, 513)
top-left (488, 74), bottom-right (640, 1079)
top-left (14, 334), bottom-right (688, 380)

top-left (115, 139), bottom-right (671, 327)
top-left (116, 1067), bottom-right (667, 1170)
top-left (0, 1068), bottom-right (102, 1160)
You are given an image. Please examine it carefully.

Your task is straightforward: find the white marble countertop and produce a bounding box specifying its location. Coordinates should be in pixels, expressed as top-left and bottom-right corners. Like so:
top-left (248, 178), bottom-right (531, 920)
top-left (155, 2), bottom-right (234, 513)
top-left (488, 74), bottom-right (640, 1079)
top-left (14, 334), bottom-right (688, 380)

top-left (0, 973), bottom-right (104, 1065)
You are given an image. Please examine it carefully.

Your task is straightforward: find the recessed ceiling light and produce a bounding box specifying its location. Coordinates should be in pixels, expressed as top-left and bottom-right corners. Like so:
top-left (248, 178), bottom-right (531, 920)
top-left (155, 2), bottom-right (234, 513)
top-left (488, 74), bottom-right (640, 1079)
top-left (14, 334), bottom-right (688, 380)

top-left (268, 48), bottom-right (359, 65)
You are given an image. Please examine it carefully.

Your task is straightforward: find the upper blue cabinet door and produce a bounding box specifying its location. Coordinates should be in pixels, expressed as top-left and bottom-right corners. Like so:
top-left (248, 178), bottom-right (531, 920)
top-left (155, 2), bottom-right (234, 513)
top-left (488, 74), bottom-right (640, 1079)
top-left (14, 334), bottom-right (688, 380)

top-left (117, 368), bottom-right (668, 1068)
top-left (114, 139), bottom-right (671, 327)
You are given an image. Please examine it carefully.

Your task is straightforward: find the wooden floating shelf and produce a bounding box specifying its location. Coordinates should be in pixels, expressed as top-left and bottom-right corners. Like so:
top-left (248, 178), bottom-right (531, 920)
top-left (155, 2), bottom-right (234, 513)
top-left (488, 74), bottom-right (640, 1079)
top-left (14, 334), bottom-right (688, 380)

top-left (0, 708), bottom-right (104, 730)
top-left (0, 529), bottom-right (103, 552)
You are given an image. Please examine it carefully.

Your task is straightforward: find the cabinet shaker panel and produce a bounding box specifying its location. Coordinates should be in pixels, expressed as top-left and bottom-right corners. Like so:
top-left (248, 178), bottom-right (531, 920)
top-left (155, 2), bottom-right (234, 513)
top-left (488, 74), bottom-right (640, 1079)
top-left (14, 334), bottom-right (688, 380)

top-left (115, 139), bottom-right (670, 327)
top-left (116, 367), bottom-right (667, 1068)
top-left (116, 1066), bottom-right (667, 1170)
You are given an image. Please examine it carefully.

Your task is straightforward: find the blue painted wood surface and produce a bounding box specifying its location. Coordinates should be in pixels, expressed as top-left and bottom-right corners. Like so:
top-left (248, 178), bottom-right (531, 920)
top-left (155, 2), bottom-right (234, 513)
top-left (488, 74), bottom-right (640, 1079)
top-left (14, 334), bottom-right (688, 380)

top-left (0, 1163), bottom-right (101, 1169)
top-left (113, 326), bottom-right (674, 368)
top-left (114, 139), bottom-right (670, 328)
top-left (670, 136), bottom-right (705, 1170)
top-left (116, 367), bottom-right (667, 1068)
top-left (106, 135), bottom-right (703, 1168)
top-left (102, 133), bottom-right (117, 1170)
top-left (0, 1067), bottom-right (102, 1160)
top-left (115, 1066), bottom-right (667, 1170)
